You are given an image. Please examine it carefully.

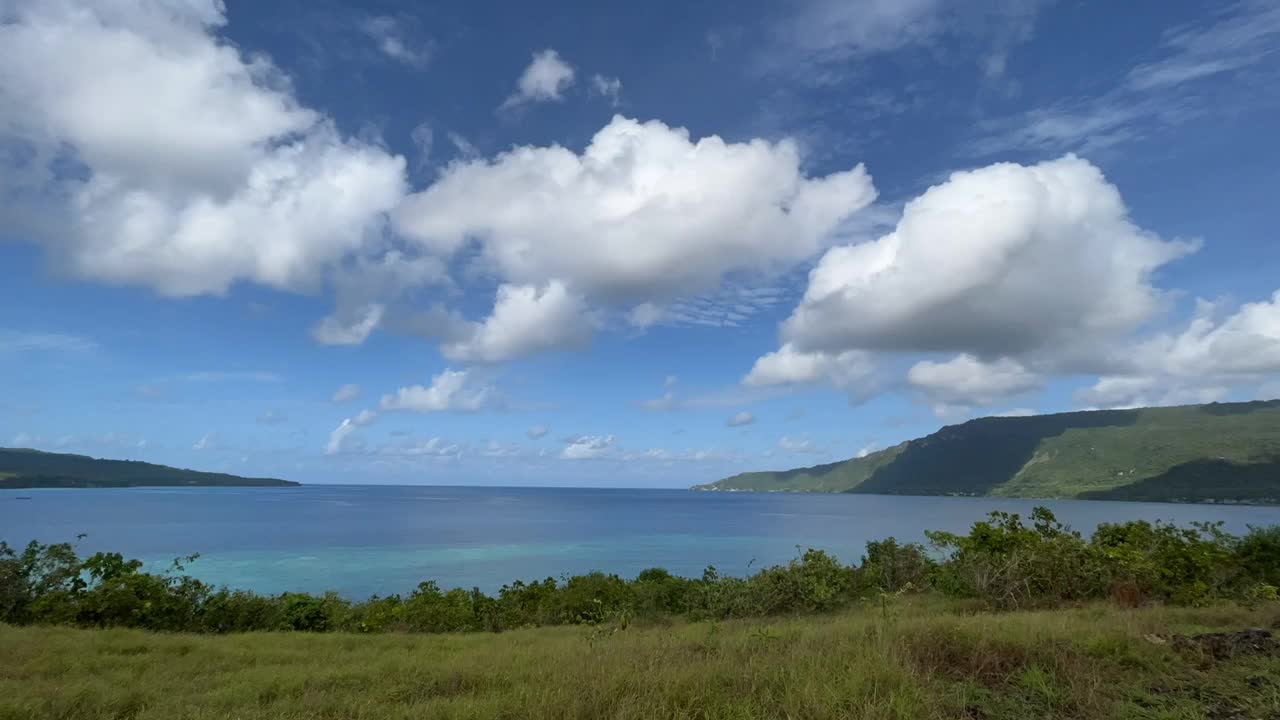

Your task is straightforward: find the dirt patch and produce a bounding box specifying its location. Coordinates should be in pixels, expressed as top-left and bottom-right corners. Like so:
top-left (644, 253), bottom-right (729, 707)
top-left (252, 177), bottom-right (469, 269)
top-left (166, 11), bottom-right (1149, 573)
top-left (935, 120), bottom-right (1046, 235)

top-left (1169, 628), bottom-right (1278, 661)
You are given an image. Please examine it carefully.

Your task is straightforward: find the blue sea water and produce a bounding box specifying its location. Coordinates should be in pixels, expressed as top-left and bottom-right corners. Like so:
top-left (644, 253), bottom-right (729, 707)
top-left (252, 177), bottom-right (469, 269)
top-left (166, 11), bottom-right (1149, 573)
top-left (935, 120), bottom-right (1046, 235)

top-left (2, 485), bottom-right (1277, 598)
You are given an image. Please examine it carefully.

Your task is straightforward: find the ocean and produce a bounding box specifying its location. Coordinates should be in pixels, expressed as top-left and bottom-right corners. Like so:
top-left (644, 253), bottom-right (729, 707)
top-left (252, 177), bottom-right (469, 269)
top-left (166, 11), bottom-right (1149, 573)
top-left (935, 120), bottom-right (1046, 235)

top-left (2, 485), bottom-right (1277, 598)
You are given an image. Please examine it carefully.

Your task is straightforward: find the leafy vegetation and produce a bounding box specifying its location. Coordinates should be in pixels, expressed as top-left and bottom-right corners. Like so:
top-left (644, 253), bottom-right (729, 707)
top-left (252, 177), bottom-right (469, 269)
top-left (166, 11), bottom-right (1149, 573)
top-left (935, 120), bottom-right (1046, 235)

top-left (3, 513), bottom-right (1279, 718)
top-left (698, 400), bottom-right (1280, 503)
top-left (4, 599), bottom-right (1280, 719)
top-left (3, 510), bottom-right (1278, 635)
top-left (0, 448), bottom-right (299, 488)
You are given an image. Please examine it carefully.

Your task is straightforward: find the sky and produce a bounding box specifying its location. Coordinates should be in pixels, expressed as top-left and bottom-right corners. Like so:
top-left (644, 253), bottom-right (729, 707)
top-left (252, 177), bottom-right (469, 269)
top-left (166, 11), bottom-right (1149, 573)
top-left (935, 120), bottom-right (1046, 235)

top-left (1, 0), bottom-right (1278, 487)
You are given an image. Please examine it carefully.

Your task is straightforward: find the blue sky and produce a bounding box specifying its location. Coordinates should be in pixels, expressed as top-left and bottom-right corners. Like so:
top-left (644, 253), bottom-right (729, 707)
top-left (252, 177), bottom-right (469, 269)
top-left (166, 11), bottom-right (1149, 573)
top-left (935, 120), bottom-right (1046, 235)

top-left (1, 0), bottom-right (1278, 486)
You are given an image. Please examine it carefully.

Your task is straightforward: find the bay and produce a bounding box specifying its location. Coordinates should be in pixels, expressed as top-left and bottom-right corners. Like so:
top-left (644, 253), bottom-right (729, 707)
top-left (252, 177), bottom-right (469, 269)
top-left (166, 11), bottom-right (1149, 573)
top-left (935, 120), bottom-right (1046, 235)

top-left (2, 485), bottom-right (1277, 598)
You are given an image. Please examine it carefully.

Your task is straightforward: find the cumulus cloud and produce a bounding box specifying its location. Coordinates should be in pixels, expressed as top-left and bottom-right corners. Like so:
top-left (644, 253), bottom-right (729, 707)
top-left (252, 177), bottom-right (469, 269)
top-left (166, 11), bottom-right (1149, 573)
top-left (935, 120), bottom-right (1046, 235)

top-left (1072, 292), bottom-right (1280, 409)
top-left (193, 433), bottom-right (215, 450)
top-left (562, 434), bottom-right (614, 459)
top-left (907, 354), bottom-right (1041, 406)
top-left (441, 282), bottom-right (595, 362)
top-left (379, 369), bottom-right (493, 413)
top-left (0, 1), bottom-right (407, 297)
top-left (1132, 294), bottom-right (1280, 379)
top-left (779, 156), bottom-right (1194, 361)
top-left (332, 384), bottom-right (362, 403)
top-left (727, 411), bottom-right (755, 427)
top-left (395, 116), bottom-right (876, 303)
top-left (744, 343), bottom-right (873, 390)
top-left (527, 425), bottom-right (550, 439)
top-left (1075, 376), bottom-right (1227, 410)
top-left (502, 49), bottom-right (575, 108)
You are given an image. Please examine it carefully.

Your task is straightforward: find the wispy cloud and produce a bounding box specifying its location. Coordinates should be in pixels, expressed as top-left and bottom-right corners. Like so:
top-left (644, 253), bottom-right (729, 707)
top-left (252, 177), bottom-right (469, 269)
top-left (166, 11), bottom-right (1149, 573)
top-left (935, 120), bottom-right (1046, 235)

top-left (0, 330), bottom-right (96, 353)
top-left (183, 371), bottom-right (281, 383)
top-left (361, 15), bottom-right (432, 68)
top-left (970, 2), bottom-right (1280, 157)
top-left (1126, 1), bottom-right (1280, 91)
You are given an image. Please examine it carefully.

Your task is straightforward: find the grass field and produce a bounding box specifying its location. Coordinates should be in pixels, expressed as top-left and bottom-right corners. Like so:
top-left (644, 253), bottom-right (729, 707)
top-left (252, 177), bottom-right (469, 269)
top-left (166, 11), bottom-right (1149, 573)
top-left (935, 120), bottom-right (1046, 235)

top-left (3, 599), bottom-right (1279, 720)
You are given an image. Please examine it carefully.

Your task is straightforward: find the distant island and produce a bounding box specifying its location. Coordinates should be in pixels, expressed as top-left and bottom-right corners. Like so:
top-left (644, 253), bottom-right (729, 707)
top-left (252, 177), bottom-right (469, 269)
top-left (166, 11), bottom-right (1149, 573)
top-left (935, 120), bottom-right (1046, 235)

top-left (0, 448), bottom-right (299, 489)
top-left (695, 400), bottom-right (1280, 504)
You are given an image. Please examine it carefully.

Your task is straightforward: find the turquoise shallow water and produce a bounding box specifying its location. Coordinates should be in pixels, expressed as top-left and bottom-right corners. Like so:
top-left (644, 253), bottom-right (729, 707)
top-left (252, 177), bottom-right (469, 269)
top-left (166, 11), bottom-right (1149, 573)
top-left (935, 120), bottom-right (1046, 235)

top-left (2, 485), bottom-right (1277, 597)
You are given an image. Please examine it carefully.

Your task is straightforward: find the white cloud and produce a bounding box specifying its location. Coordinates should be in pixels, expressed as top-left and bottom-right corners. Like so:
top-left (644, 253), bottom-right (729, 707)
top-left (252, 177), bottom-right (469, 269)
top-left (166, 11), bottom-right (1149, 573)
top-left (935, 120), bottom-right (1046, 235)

top-left (325, 419), bottom-right (359, 455)
top-left (311, 304), bottom-right (385, 345)
top-left (183, 371), bottom-right (279, 382)
top-left (395, 116), bottom-right (876, 303)
top-left (907, 354), bottom-right (1041, 406)
top-left (744, 343), bottom-right (873, 390)
top-left (972, 3), bottom-right (1279, 158)
top-left (380, 437), bottom-right (460, 457)
top-left (1075, 376), bottom-right (1228, 410)
top-left (332, 384), bottom-right (362, 403)
top-left (778, 156), bottom-right (1194, 360)
top-left (664, 375), bottom-right (679, 388)
top-left (527, 425), bottom-right (550, 439)
top-left (562, 434), bottom-right (614, 460)
top-left (855, 442), bottom-right (879, 458)
top-left (11, 432), bottom-right (35, 447)
top-left (502, 49), bottom-right (575, 108)
top-left (778, 435), bottom-right (822, 454)
top-left (781, 0), bottom-right (945, 59)
top-left (995, 408), bottom-right (1038, 417)
top-left (641, 392), bottom-right (679, 411)
top-left (193, 433), bottom-right (215, 450)
top-left (775, 0), bottom-right (1044, 76)
top-left (0, 1), bottom-right (407, 297)
top-left (727, 411), bottom-right (755, 427)
top-left (410, 122), bottom-right (434, 170)
top-left (324, 410), bottom-right (379, 455)
top-left (1125, 3), bottom-right (1280, 92)
top-left (441, 282), bottom-right (595, 363)
top-left (447, 132), bottom-right (480, 160)
top-left (379, 369), bottom-right (493, 413)
top-left (1133, 294), bottom-right (1280, 379)
top-left (256, 409), bottom-right (288, 425)
top-left (361, 15), bottom-right (432, 68)
top-left (0, 330), bottom-right (96, 353)
top-left (590, 74), bottom-right (622, 106)
top-left (1073, 291), bottom-right (1280, 409)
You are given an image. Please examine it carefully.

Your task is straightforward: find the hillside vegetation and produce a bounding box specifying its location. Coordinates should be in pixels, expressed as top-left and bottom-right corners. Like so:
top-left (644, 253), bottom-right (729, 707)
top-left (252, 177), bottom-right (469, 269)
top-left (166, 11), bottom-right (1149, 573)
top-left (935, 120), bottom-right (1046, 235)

top-left (697, 400), bottom-right (1280, 502)
top-left (0, 448), bottom-right (299, 489)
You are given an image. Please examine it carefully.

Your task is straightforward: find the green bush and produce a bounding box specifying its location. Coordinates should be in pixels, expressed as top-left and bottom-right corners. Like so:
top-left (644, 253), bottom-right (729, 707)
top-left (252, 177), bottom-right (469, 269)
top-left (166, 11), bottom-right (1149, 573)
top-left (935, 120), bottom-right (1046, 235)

top-left (858, 538), bottom-right (935, 593)
top-left (3, 512), bottom-right (1277, 635)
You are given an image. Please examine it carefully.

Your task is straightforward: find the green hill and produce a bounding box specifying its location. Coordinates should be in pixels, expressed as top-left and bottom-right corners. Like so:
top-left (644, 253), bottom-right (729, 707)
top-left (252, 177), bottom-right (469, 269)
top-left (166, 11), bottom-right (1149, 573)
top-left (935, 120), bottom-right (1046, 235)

top-left (695, 400), bottom-right (1280, 503)
top-left (0, 448), bottom-right (299, 489)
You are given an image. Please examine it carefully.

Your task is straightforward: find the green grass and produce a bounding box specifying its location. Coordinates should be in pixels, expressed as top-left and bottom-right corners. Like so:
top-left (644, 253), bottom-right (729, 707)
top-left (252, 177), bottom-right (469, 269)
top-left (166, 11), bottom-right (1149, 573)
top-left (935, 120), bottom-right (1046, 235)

top-left (699, 400), bottom-right (1280, 502)
top-left (4, 599), bottom-right (1279, 720)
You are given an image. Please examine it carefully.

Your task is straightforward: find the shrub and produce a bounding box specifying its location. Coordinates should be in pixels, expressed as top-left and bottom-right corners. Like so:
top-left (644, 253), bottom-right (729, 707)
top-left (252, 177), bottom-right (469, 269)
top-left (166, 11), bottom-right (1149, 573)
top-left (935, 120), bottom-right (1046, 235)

top-left (858, 538), bottom-right (935, 594)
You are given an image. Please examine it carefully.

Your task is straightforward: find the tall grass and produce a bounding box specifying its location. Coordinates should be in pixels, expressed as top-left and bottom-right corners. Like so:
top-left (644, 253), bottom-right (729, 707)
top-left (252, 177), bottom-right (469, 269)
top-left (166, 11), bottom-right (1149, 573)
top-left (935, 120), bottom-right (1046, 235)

top-left (3, 599), bottom-right (1278, 720)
